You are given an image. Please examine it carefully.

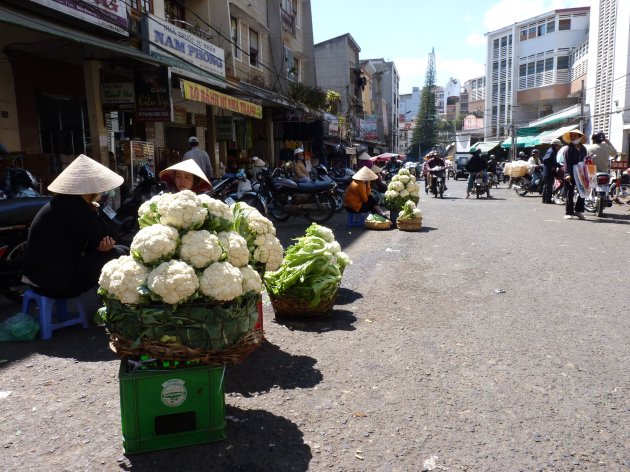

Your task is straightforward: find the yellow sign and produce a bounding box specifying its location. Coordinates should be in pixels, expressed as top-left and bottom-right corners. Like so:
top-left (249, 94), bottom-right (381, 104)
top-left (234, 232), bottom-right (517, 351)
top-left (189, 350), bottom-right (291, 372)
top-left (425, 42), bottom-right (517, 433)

top-left (181, 79), bottom-right (262, 119)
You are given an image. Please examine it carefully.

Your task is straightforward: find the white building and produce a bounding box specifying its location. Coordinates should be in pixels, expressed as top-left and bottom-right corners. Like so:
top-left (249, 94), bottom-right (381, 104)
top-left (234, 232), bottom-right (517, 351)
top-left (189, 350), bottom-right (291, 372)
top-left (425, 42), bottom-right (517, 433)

top-left (585, 0), bottom-right (629, 156)
top-left (399, 87), bottom-right (421, 122)
top-left (484, 7), bottom-right (590, 140)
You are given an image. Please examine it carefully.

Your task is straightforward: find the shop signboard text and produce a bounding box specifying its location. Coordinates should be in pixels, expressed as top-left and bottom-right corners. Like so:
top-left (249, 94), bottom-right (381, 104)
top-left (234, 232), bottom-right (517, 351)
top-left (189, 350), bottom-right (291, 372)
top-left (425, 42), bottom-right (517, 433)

top-left (28, 0), bottom-right (129, 36)
top-left (181, 80), bottom-right (262, 119)
top-left (134, 67), bottom-right (173, 122)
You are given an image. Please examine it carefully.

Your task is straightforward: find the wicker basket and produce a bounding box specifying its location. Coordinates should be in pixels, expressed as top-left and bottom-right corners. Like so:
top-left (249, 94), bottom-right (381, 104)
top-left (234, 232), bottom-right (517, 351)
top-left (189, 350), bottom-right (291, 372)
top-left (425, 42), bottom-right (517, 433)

top-left (397, 217), bottom-right (422, 232)
top-left (109, 329), bottom-right (264, 365)
top-left (269, 290), bottom-right (338, 319)
top-left (365, 220), bottom-right (391, 230)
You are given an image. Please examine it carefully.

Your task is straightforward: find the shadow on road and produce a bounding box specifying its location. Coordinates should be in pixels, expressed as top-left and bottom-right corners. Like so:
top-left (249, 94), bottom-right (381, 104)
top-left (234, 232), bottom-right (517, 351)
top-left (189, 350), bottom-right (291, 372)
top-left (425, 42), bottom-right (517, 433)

top-left (335, 287), bottom-right (363, 305)
top-left (273, 308), bottom-right (357, 333)
top-left (226, 341), bottom-right (322, 395)
top-left (419, 226), bottom-right (438, 232)
top-left (589, 212), bottom-right (630, 224)
top-left (120, 406), bottom-right (311, 472)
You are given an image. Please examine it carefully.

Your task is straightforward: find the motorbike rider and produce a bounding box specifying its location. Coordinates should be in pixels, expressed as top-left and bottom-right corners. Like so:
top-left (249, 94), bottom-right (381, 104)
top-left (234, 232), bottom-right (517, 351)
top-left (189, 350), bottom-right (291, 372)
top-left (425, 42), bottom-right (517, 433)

top-left (465, 149), bottom-right (490, 198)
top-left (426, 151), bottom-right (447, 193)
top-left (587, 131), bottom-right (617, 173)
top-left (562, 130), bottom-right (588, 220)
top-left (508, 151), bottom-right (527, 188)
top-left (527, 149), bottom-right (543, 189)
top-left (292, 148), bottom-right (310, 183)
top-left (23, 154), bottom-right (127, 299)
top-left (541, 139), bottom-right (563, 204)
top-left (159, 159), bottom-right (211, 193)
top-left (370, 165), bottom-right (388, 193)
top-left (343, 166), bottom-right (389, 220)
top-left (384, 155), bottom-right (400, 175)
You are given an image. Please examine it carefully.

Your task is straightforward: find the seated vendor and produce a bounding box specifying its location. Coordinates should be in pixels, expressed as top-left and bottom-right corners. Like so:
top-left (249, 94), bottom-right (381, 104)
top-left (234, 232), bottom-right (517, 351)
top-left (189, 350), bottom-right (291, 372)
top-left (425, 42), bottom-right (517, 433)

top-left (159, 159), bottom-right (212, 193)
top-left (343, 166), bottom-right (389, 219)
top-left (293, 148), bottom-right (310, 183)
top-left (23, 154), bottom-right (128, 299)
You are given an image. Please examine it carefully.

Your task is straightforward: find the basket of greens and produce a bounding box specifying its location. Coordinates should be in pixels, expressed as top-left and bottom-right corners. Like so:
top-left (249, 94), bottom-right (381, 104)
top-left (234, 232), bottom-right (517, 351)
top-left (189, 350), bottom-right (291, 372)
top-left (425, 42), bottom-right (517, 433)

top-left (396, 200), bottom-right (423, 232)
top-left (364, 213), bottom-right (391, 230)
top-left (264, 224), bottom-right (351, 318)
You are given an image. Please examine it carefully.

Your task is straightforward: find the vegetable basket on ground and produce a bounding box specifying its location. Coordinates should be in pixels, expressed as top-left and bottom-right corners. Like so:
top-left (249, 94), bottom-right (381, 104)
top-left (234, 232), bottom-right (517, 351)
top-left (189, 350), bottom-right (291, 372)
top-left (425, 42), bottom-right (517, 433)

top-left (96, 193), bottom-right (284, 365)
top-left (264, 224), bottom-right (351, 319)
top-left (396, 200), bottom-right (423, 232)
top-left (364, 214), bottom-right (391, 230)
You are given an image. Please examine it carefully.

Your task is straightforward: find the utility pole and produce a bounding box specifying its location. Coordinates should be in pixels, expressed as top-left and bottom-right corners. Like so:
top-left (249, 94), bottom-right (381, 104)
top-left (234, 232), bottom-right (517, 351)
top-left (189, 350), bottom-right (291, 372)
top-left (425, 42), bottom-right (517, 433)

top-left (579, 79), bottom-right (585, 133)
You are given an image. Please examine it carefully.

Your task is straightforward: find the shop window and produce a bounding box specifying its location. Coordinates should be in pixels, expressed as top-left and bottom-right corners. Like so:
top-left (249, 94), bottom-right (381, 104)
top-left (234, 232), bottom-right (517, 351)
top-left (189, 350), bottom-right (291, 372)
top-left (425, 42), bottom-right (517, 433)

top-left (557, 56), bottom-right (569, 69)
top-left (547, 20), bottom-right (555, 33)
top-left (249, 29), bottom-right (260, 68)
top-left (130, 0), bottom-right (153, 13)
top-left (37, 95), bottom-right (90, 155)
top-left (165, 0), bottom-right (185, 22)
top-left (231, 16), bottom-right (241, 60)
top-left (559, 19), bottom-right (571, 30)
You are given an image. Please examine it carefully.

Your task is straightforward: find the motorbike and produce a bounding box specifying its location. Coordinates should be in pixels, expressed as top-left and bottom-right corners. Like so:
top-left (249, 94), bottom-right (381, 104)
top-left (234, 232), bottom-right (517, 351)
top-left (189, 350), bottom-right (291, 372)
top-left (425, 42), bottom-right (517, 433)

top-left (428, 166), bottom-right (445, 198)
top-left (215, 170), bottom-right (267, 215)
top-left (513, 167), bottom-right (543, 197)
top-left (0, 197), bottom-right (51, 303)
top-left (1, 166), bottom-right (41, 198)
top-left (256, 166), bottom-right (337, 222)
top-left (584, 172), bottom-right (613, 217)
top-left (473, 171), bottom-right (491, 199)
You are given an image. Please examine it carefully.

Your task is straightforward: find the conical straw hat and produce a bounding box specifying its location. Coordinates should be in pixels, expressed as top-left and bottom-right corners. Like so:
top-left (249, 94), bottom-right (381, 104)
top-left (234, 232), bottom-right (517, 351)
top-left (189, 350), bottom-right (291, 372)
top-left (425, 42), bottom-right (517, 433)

top-left (159, 159), bottom-right (210, 184)
top-left (352, 166), bottom-right (378, 181)
top-left (561, 129), bottom-right (586, 144)
top-left (371, 165), bottom-right (383, 173)
top-left (48, 154), bottom-right (124, 195)
top-left (357, 152), bottom-right (371, 161)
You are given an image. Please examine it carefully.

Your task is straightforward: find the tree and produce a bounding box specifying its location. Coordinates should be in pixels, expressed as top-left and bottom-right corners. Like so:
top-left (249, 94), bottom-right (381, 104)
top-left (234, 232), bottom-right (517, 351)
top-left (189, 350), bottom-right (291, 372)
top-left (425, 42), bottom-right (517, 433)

top-left (409, 49), bottom-right (439, 158)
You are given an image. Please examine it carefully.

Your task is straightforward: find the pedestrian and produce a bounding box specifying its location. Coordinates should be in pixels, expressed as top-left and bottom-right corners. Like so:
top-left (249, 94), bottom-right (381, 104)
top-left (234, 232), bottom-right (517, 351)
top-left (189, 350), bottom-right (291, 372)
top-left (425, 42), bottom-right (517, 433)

top-left (541, 139), bottom-right (563, 204)
top-left (183, 136), bottom-right (213, 180)
top-left (465, 149), bottom-right (488, 198)
top-left (23, 154), bottom-right (128, 299)
top-left (562, 130), bottom-right (588, 220)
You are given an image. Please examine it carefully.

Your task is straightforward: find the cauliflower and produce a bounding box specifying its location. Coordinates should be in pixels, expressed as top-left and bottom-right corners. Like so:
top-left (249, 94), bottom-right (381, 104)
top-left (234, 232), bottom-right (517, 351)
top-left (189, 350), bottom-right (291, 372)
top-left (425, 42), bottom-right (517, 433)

top-left (399, 189), bottom-right (410, 198)
top-left (131, 224), bottom-right (179, 265)
top-left (218, 231), bottom-right (249, 267)
top-left (179, 230), bottom-right (223, 269)
top-left (409, 175), bottom-right (417, 183)
top-left (199, 262), bottom-right (243, 301)
top-left (384, 190), bottom-right (399, 199)
top-left (398, 168), bottom-right (410, 176)
top-left (99, 255), bottom-right (150, 305)
top-left (252, 233), bottom-right (284, 272)
top-left (197, 194), bottom-right (233, 232)
top-left (137, 194), bottom-right (164, 228)
top-left (406, 201), bottom-right (417, 210)
top-left (156, 190), bottom-right (207, 230)
top-left (399, 175), bottom-right (410, 185)
top-left (391, 175), bottom-right (400, 182)
top-left (232, 202), bottom-right (276, 244)
top-left (240, 265), bottom-right (262, 293)
top-left (305, 223), bottom-right (334, 243)
top-left (390, 181), bottom-right (404, 192)
top-left (406, 182), bottom-right (420, 195)
top-left (147, 260), bottom-right (199, 305)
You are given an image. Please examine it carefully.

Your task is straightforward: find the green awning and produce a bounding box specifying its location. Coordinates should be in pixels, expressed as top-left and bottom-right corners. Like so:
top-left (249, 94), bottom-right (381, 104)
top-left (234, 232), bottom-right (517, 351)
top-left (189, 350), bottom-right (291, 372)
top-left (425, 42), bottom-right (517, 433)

top-left (528, 105), bottom-right (582, 127)
top-left (501, 124), bottom-right (580, 148)
top-left (469, 141), bottom-right (501, 152)
top-left (501, 136), bottom-right (538, 148)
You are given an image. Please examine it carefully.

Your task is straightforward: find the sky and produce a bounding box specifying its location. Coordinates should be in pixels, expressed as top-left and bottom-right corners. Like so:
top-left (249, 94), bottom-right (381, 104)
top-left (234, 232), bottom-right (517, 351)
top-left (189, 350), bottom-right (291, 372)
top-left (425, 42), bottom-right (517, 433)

top-left (311, 0), bottom-right (591, 95)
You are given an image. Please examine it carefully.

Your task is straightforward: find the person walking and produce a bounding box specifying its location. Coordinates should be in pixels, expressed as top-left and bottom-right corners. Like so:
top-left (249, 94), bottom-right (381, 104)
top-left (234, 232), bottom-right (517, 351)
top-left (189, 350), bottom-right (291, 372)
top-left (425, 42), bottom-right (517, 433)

top-left (541, 139), bottom-right (563, 204)
top-left (562, 130), bottom-right (588, 220)
top-left (183, 136), bottom-right (213, 180)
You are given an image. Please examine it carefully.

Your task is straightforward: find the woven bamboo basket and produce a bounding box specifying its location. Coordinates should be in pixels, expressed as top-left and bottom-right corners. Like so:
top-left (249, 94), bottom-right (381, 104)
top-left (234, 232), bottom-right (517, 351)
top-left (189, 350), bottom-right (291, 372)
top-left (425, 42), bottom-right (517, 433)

top-left (396, 217), bottom-right (422, 232)
top-left (364, 220), bottom-right (391, 230)
top-left (269, 290), bottom-right (338, 319)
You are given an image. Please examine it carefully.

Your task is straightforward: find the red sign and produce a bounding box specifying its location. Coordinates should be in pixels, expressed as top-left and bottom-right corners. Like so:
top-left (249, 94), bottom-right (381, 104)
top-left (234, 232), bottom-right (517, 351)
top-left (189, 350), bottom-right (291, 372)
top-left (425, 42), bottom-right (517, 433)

top-left (610, 161), bottom-right (628, 170)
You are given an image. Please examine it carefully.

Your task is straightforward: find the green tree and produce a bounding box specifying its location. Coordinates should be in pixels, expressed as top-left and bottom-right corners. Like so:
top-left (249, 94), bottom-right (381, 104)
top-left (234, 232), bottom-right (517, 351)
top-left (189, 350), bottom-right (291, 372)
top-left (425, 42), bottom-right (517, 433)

top-left (409, 49), bottom-right (439, 158)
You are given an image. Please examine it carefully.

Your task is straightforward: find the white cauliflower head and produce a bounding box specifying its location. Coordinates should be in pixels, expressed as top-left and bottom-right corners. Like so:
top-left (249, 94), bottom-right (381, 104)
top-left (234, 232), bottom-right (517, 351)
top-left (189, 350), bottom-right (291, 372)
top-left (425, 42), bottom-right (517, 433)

top-left (218, 231), bottom-right (250, 268)
top-left (399, 189), bottom-right (410, 198)
top-left (390, 181), bottom-right (405, 192)
top-left (156, 190), bottom-right (207, 230)
top-left (384, 190), bottom-right (399, 200)
top-left (409, 175), bottom-right (417, 183)
top-left (252, 233), bottom-right (284, 272)
top-left (398, 168), bottom-right (410, 176)
top-left (179, 230), bottom-right (223, 269)
top-left (147, 260), bottom-right (199, 305)
top-left (232, 202), bottom-right (276, 239)
top-left (99, 255), bottom-right (150, 305)
top-left (131, 224), bottom-right (179, 265)
top-left (399, 175), bottom-right (410, 185)
top-left (240, 265), bottom-right (262, 294)
top-left (199, 262), bottom-right (243, 301)
top-left (406, 182), bottom-right (420, 195)
top-left (197, 194), bottom-right (233, 232)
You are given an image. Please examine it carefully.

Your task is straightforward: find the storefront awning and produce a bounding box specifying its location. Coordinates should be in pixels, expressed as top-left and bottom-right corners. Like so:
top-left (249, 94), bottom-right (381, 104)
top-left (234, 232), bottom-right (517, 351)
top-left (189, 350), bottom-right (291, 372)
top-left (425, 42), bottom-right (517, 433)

top-left (469, 141), bottom-right (501, 153)
top-left (528, 104), bottom-right (584, 127)
top-left (501, 124), bottom-right (580, 148)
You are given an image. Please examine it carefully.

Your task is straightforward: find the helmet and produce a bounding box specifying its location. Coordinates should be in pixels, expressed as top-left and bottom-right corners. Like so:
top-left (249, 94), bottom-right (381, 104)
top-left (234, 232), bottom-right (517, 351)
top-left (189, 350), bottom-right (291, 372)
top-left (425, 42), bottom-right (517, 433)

top-left (551, 138), bottom-right (563, 146)
top-left (518, 151), bottom-right (525, 158)
top-left (294, 148), bottom-right (304, 156)
top-left (532, 149), bottom-right (540, 155)
top-left (188, 136), bottom-right (199, 144)
top-left (591, 131), bottom-right (606, 143)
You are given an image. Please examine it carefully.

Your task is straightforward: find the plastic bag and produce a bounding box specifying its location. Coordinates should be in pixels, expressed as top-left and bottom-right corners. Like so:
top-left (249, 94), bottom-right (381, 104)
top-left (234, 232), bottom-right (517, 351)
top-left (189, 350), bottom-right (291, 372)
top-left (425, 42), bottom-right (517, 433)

top-left (0, 313), bottom-right (40, 342)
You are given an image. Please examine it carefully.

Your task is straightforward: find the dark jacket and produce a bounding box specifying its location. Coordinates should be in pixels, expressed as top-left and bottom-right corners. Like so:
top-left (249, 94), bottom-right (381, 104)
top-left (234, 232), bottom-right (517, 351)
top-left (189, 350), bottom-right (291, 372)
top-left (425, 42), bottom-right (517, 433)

top-left (23, 195), bottom-right (119, 298)
top-left (542, 147), bottom-right (562, 177)
top-left (563, 143), bottom-right (587, 180)
top-left (466, 154), bottom-right (487, 173)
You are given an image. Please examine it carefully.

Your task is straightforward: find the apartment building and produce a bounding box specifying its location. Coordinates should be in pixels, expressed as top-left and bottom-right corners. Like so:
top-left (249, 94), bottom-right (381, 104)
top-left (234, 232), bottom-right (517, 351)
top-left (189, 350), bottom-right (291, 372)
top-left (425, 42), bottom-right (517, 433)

top-left (484, 7), bottom-right (590, 141)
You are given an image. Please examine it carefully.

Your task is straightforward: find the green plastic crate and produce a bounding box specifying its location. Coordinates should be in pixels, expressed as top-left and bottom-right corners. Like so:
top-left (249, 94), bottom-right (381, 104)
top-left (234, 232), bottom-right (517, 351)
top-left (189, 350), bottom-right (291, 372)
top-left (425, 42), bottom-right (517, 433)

top-left (118, 360), bottom-right (226, 454)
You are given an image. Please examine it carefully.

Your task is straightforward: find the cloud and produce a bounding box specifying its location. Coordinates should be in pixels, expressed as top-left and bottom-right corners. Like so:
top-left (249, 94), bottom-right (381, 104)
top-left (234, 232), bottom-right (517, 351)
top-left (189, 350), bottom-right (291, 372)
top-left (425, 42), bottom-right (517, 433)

top-left (396, 55), bottom-right (486, 94)
top-left (482, 0), bottom-right (590, 32)
top-left (466, 33), bottom-right (486, 47)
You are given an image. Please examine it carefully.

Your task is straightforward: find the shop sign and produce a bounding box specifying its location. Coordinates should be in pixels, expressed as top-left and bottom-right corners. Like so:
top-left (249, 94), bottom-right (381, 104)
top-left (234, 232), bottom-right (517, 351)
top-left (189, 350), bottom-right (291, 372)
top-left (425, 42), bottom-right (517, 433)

top-left (610, 161), bottom-right (628, 170)
top-left (143, 14), bottom-right (225, 78)
top-left (134, 67), bottom-right (173, 122)
top-left (216, 117), bottom-right (235, 140)
top-left (181, 79), bottom-right (262, 119)
top-left (101, 82), bottom-right (135, 111)
top-left (173, 105), bottom-right (188, 124)
top-left (360, 115), bottom-right (377, 141)
top-left (28, 0), bottom-right (128, 36)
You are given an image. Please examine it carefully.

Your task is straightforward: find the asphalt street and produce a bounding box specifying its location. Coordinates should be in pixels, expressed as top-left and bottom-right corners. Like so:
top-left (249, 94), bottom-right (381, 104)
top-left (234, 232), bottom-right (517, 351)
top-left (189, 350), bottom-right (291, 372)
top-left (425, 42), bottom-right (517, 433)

top-left (0, 179), bottom-right (628, 471)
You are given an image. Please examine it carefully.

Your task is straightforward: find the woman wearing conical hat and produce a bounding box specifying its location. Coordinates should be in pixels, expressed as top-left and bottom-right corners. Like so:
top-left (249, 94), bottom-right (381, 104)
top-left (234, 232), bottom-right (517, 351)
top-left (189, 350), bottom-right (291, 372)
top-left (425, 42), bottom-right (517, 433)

top-left (159, 159), bottom-right (212, 193)
top-left (23, 154), bottom-right (128, 299)
top-left (343, 166), bottom-right (389, 220)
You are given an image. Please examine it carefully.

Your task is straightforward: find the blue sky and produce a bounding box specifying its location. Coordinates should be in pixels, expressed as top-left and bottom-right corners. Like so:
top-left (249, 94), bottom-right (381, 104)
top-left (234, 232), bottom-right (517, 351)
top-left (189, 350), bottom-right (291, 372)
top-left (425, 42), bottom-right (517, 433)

top-left (311, 0), bottom-right (590, 94)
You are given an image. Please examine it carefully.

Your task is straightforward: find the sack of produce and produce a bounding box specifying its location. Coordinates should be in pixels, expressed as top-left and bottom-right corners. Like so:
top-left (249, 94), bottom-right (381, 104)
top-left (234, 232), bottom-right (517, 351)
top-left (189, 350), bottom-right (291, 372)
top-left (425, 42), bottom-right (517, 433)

top-left (96, 192), bottom-right (284, 363)
top-left (396, 200), bottom-right (422, 232)
top-left (384, 168), bottom-right (420, 211)
top-left (0, 313), bottom-right (39, 342)
top-left (365, 213), bottom-right (391, 230)
top-left (508, 160), bottom-right (528, 177)
top-left (264, 223), bottom-right (351, 318)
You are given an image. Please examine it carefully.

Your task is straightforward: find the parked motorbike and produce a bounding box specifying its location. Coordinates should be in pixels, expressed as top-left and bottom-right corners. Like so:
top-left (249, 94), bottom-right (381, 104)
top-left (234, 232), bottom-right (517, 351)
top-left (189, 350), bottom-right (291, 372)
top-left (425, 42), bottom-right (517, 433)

top-left (584, 172), bottom-right (613, 216)
top-left (473, 172), bottom-right (491, 199)
top-left (429, 166), bottom-right (445, 198)
top-left (513, 167), bottom-right (543, 197)
top-left (256, 167), bottom-right (336, 222)
top-left (0, 166), bottom-right (41, 198)
top-left (0, 197), bottom-right (51, 303)
top-left (214, 170), bottom-right (267, 215)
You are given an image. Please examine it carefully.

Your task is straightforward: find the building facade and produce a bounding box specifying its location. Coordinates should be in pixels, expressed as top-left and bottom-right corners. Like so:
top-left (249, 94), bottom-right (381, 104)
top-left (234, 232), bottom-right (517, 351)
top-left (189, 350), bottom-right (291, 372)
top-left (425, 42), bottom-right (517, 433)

top-left (484, 7), bottom-right (590, 141)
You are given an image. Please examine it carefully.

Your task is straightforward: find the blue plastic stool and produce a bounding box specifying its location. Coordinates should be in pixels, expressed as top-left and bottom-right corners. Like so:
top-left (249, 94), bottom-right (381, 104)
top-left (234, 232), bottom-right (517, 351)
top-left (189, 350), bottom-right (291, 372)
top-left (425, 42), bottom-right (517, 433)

top-left (346, 212), bottom-right (366, 228)
top-left (21, 289), bottom-right (89, 340)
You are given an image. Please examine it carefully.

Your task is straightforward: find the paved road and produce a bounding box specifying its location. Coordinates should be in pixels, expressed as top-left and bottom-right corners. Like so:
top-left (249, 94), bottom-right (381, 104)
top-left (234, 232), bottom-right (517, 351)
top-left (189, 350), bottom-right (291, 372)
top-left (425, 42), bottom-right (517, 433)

top-left (1, 180), bottom-right (628, 471)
